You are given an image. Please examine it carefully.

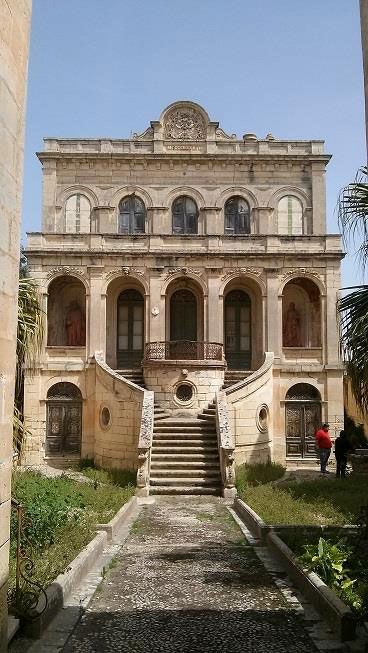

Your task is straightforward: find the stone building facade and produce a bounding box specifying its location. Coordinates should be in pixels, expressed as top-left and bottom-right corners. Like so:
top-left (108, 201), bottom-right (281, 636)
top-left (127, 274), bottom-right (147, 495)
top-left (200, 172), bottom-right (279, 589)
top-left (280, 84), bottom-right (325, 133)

top-left (0, 0), bottom-right (32, 647)
top-left (23, 101), bottom-right (344, 495)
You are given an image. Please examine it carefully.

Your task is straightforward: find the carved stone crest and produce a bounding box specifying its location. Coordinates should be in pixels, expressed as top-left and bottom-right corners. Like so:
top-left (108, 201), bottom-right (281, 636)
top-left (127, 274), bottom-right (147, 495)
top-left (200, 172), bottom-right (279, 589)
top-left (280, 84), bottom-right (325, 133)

top-left (164, 267), bottom-right (203, 280)
top-left (221, 267), bottom-right (262, 281)
top-left (164, 107), bottom-right (206, 141)
top-left (47, 266), bottom-right (85, 279)
top-left (105, 267), bottom-right (145, 283)
top-left (281, 268), bottom-right (323, 283)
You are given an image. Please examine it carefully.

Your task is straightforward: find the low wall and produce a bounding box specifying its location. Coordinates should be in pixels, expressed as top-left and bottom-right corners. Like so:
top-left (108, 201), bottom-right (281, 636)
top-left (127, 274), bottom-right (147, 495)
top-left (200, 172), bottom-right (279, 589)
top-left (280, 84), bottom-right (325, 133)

top-left (227, 353), bottom-right (274, 465)
top-left (94, 358), bottom-right (144, 470)
top-left (143, 360), bottom-right (225, 413)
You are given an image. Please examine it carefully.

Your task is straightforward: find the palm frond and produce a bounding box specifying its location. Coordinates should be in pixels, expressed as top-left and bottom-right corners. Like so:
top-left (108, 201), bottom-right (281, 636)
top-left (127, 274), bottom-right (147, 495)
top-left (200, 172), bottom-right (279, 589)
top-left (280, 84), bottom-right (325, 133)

top-left (338, 285), bottom-right (368, 413)
top-left (17, 276), bottom-right (44, 373)
top-left (337, 166), bottom-right (368, 270)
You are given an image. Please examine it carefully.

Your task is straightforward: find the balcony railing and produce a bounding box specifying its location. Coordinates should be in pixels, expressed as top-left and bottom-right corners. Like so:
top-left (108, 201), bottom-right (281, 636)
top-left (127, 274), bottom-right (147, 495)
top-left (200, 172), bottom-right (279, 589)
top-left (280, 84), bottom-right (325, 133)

top-left (144, 341), bottom-right (224, 361)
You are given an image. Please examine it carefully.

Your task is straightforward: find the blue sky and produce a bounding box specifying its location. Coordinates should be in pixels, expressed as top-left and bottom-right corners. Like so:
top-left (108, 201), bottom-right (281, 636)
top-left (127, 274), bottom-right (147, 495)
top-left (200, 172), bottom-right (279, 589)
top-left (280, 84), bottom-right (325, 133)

top-left (23, 0), bottom-right (365, 286)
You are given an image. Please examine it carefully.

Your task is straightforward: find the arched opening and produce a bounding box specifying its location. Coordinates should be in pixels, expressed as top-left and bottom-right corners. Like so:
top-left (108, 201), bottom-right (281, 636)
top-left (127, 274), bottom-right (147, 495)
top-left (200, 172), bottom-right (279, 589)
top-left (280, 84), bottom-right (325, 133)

top-left (282, 278), bottom-right (321, 348)
top-left (285, 383), bottom-right (321, 458)
top-left (117, 289), bottom-right (144, 368)
top-left (64, 194), bottom-right (91, 233)
top-left (172, 196), bottom-right (198, 234)
top-left (47, 276), bottom-right (86, 347)
top-left (224, 196), bottom-right (250, 235)
top-left (169, 289), bottom-right (198, 359)
top-left (224, 289), bottom-right (251, 369)
top-left (277, 195), bottom-right (304, 235)
top-left (118, 195), bottom-right (145, 234)
top-left (46, 382), bottom-right (82, 457)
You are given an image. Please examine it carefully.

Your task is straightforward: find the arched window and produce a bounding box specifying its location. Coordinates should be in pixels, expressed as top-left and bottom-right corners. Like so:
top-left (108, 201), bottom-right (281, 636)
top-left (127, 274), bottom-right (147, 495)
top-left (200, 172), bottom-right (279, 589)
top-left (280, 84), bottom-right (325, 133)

top-left (65, 194), bottom-right (91, 233)
top-left (172, 196), bottom-right (198, 234)
top-left (118, 195), bottom-right (145, 234)
top-left (224, 197), bottom-right (250, 235)
top-left (46, 383), bottom-right (82, 457)
top-left (285, 383), bottom-right (321, 458)
top-left (277, 196), bottom-right (304, 235)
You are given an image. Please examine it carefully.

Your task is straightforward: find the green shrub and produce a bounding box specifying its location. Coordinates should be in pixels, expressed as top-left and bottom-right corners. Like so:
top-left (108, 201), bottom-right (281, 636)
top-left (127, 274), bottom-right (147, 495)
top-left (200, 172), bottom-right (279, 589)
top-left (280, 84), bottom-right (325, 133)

top-left (78, 464), bottom-right (136, 488)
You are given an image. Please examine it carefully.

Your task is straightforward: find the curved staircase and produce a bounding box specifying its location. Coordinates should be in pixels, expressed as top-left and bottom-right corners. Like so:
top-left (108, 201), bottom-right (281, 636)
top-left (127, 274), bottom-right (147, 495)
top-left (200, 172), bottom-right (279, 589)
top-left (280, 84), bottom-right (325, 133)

top-left (149, 403), bottom-right (221, 495)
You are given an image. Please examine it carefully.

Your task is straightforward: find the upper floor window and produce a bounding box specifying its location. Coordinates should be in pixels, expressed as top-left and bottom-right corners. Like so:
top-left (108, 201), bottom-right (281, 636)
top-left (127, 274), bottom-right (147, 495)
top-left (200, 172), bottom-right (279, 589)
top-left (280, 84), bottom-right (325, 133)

top-left (277, 196), bottom-right (304, 235)
top-left (172, 196), bottom-right (198, 234)
top-left (118, 195), bottom-right (145, 234)
top-left (65, 194), bottom-right (91, 233)
top-left (224, 197), bottom-right (250, 235)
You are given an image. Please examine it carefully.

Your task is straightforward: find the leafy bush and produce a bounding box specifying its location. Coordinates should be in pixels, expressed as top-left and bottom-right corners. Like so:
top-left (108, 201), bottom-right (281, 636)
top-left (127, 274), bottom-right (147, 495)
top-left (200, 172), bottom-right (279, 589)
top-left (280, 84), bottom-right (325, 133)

top-left (236, 462), bottom-right (285, 494)
top-left (300, 537), bottom-right (364, 614)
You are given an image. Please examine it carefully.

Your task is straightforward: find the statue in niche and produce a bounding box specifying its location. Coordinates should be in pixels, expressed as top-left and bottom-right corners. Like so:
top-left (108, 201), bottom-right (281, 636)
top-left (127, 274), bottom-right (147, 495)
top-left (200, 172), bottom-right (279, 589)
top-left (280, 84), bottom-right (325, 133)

top-left (283, 301), bottom-right (302, 347)
top-left (65, 301), bottom-right (85, 346)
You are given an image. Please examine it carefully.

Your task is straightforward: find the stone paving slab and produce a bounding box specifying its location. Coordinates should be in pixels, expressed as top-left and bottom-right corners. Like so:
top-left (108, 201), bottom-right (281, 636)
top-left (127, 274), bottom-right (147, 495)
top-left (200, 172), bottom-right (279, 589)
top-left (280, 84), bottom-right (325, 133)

top-left (62, 497), bottom-right (319, 653)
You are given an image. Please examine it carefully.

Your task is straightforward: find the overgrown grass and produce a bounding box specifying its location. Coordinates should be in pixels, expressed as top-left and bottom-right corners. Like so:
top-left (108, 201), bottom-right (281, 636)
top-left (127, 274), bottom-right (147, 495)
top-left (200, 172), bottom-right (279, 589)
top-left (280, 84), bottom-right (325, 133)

top-left (9, 470), bottom-right (135, 596)
top-left (238, 472), bottom-right (367, 525)
top-left (236, 462), bottom-right (285, 495)
top-left (79, 464), bottom-right (136, 488)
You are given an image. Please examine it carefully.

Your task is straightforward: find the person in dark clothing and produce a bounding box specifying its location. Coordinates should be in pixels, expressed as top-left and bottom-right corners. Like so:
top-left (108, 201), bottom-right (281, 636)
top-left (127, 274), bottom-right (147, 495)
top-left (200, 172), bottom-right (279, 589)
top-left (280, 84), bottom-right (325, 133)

top-left (334, 430), bottom-right (353, 478)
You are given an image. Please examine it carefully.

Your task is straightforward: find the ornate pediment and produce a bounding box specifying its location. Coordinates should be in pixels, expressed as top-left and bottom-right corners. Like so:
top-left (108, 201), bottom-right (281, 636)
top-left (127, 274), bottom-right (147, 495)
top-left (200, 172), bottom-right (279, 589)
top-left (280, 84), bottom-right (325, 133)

top-left (164, 106), bottom-right (206, 141)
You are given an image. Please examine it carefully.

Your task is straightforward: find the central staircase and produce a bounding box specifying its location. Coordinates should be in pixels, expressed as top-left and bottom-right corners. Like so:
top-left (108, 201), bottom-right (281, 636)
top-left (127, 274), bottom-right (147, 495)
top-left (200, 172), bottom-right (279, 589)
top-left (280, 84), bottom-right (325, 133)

top-left (149, 402), bottom-right (221, 495)
top-left (115, 368), bottom-right (145, 388)
top-left (222, 369), bottom-right (251, 389)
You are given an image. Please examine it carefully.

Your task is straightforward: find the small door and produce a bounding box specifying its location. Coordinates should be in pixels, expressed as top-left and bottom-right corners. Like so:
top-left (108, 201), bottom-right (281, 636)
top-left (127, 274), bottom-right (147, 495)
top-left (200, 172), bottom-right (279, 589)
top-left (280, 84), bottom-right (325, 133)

top-left (46, 392), bottom-right (82, 457)
top-left (286, 402), bottom-right (321, 458)
top-left (117, 289), bottom-right (144, 368)
top-left (224, 290), bottom-right (251, 370)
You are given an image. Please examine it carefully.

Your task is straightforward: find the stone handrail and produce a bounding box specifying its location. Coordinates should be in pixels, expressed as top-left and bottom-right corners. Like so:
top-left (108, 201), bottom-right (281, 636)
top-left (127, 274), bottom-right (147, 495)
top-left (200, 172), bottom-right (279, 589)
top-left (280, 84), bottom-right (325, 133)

top-left (215, 389), bottom-right (236, 499)
top-left (225, 352), bottom-right (274, 397)
top-left (94, 351), bottom-right (145, 393)
top-left (144, 341), bottom-right (223, 361)
top-left (136, 390), bottom-right (155, 496)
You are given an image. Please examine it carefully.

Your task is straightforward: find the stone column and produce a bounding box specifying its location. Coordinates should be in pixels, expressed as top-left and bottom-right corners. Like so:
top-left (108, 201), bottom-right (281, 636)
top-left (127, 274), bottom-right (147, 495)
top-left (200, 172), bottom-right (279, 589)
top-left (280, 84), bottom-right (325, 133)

top-left (266, 270), bottom-right (281, 362)
top-left (88, 267), bottom-right (105, 358)
top-left (207, 275), bottom-right (222, 343)
top-left (150, 274), bottom-right (165, 341)
top-left (325, 267), bottom-right (341, 366)
top-left (42, 159), bottom-right (57, 231)
top-left (0, 2), bottom-right (32, 648)
top-left (311, 162), bottom-right (327, 235)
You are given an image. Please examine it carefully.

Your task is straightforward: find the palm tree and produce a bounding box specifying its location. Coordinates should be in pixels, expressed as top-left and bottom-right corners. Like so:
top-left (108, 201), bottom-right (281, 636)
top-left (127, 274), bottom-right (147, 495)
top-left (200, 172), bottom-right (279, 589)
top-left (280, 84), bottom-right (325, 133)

top-left (14, 257), bottom-right (44, 456)
top-left (338, 166), bottom-right (368, 414)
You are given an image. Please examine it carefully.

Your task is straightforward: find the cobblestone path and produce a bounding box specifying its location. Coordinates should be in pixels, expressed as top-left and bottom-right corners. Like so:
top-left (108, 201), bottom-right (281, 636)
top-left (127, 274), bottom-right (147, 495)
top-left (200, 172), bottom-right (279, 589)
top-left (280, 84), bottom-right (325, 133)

top-left (63, 497), bottom-right (318, 653)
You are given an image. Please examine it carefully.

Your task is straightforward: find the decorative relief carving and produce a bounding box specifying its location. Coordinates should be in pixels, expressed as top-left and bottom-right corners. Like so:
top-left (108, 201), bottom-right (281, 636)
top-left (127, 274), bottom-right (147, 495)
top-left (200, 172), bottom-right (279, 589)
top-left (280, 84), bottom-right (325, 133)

top-left (104, 267), bottom-right (145, 282)
top-left (164, 267), bottom-right (203, 280)
top-left (221, 267), bottom-right (263, 281)
top-left (281, 268), bottom-right (323, 282)
top-left (132, 127), bottom-right (154, 141)
top-left (164, 107), bottom-right (206, 141)
top-left (215, 127), bottom-right (236, 141)
top-left (47, 266), bottom-right (85, 279)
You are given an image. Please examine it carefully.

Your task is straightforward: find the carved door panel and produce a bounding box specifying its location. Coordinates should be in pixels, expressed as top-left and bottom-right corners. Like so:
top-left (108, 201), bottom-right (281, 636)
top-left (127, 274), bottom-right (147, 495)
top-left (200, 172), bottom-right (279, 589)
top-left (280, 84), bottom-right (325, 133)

top-left (46, 402), bottom-right (82, 456)
top-left (117, 290), bottom-right (144, 368)
top-left (224, 290), bottom-right (251, 369)
top-left (286, 402), bottom-right (320, 458)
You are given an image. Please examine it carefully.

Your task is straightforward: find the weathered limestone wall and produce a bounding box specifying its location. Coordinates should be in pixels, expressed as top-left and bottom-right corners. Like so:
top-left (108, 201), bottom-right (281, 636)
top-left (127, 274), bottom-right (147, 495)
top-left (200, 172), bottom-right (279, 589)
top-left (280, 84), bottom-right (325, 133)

top-left (94, 363), bottom-right (143, 470)
top-left (143, 362), bottom-right (225, 413)
top-left (0, 0), bottom-right (32, 646)
top-left (227, 355), bottom-right (274, 465)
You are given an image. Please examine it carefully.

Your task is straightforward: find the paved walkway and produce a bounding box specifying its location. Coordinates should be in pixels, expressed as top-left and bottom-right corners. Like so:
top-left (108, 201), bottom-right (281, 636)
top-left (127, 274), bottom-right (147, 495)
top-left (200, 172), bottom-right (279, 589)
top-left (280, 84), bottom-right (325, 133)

top-left (62, 497), bottom-right (318, 653)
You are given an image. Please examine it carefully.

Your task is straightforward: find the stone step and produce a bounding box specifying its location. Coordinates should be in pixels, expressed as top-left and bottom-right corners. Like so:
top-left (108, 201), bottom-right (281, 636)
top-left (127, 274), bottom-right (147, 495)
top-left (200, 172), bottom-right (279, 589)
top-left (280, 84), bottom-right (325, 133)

top-left (153, 424), bottom-right (216, 432)
top-left (150, 469), bottom-right (221, 479)
top-left (150, 460), bottom-right (220, 469)
top-left (152, 444), bottom-right (219, 453)
top-left (153, 431), bottom-right (217, 442)
top-left (202, 408), bottom-right (216, 414)
top-left (198, 414), bottom-right (216, 422)
top-left (150, 486), bottom-right (220, 495)
top-left (150, 476), bottom-right (221, 486)
top-left (154, 418), bottom-right (215, 426)
top-left (151, 452), bottom-right (219, 461)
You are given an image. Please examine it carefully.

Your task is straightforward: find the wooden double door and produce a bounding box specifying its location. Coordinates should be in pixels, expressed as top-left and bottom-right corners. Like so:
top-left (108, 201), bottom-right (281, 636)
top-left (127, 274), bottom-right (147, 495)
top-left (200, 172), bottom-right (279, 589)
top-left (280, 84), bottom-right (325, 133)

top-left (117, 289), bottom-right (144, 368)
top-left (285, 402), bottom-right (321, 458)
